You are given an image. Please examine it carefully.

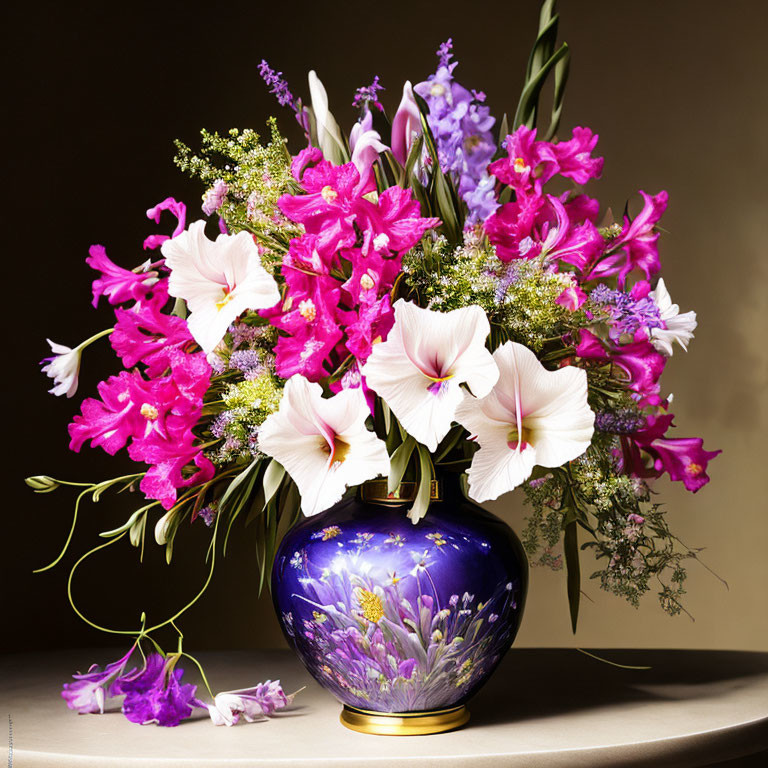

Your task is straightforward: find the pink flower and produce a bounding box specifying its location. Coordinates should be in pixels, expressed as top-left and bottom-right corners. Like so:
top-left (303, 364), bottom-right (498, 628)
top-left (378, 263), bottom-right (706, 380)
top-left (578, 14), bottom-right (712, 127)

top-left (575, 329), bottom-right (666, 406)
top-left (143, 197), bottom-right (187, 251)
top-left (131, 430), bottom-right (215, 510)
top-left (69, 351), bottom-right (213, 509)
top-left (202, 180), bottom-right (228, 216)
top-left (484, 192), bottom-right (602, 269)
top-left (110, 285), bottom-right (193, 376)
top-left (556, 285), bottom-right (587, 311)
top-left (626, 413), bottom-right (721, 493)
top-left (86, 245), bottom-right (159, 308)
top-left (391, 81), bottom-right (421, 165)
top-left (69, 371), bottom-right (144, 455)
top-left (490, 126), bottom-right (603, 195)
top-left (588, 191), bottom-right (668, 285)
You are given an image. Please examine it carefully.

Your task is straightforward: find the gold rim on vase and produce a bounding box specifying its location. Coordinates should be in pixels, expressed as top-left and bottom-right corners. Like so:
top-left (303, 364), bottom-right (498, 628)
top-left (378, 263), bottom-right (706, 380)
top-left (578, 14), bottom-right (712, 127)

top-left (339, 704), bottom-right (470, 735)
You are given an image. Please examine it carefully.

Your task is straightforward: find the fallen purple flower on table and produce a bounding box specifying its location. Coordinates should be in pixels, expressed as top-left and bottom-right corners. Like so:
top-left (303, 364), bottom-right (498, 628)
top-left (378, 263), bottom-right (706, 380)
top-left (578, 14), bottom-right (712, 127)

top-left (61, 646), bottom-right (135, 714)
top-left (206, 680), bottom-right (295, 726)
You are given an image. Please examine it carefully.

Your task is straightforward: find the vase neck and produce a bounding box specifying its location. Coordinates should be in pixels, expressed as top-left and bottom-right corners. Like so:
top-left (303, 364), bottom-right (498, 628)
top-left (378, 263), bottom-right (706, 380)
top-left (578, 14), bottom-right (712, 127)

top-left (360, 469), bottom-right (463, 505)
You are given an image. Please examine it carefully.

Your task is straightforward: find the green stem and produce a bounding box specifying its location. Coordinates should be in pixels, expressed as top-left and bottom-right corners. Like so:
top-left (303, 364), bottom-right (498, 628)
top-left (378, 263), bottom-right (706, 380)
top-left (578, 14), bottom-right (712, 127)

top-left (34, 487), bottom-right (91, 573)
top-left (76, 327), bottom-right (113, 351)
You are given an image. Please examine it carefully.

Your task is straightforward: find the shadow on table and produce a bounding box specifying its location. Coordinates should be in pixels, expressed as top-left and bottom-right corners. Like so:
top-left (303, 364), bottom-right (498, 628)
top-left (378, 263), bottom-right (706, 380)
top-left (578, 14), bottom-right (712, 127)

top-left (469, 649), bottom-right (768, 726)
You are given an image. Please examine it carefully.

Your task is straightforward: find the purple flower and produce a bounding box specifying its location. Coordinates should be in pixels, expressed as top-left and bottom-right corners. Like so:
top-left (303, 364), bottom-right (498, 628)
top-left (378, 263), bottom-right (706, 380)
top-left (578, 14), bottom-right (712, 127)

top-left (414, 40), bottom-right (498, 224)
top-left (117, 654), bottom-right (200, 727)
top-left (590, 283), bottom-right (663, 341)
top-left (258, 60), bottom-right (295, 108)
top-left (352, 75), bottom-right (385, 112)
top-left (62, 646), bottom-right (135, 714)
top-left (258, 60), bottom-right (309, 134)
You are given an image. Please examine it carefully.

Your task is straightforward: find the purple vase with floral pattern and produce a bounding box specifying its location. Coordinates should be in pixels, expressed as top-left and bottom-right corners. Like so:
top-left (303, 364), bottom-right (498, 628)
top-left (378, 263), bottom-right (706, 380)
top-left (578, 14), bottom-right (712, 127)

top-left (272, 472), bottom-right (527, 734)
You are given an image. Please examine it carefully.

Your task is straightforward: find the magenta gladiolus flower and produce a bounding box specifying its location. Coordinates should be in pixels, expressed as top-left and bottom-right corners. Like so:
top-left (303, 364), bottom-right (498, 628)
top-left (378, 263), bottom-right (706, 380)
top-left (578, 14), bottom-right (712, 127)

top-left (627, 413), bottom-right (721, 493)
top-left (588, 190), bottom-right (668, 285)
top-left (575, 329), bottom-right (666, 407)
top-left (86, 245), bottom-right (159, 308)
top-left (69, 350), bottom-right (213, 509)
top-left (269, 155), bottom-right (438, 380)
top-left (143, 197), bottom-right (187, 251)
top-left (110, 285), bottom-right (193, 376)
top-left (490, 125), bottom-right (604, 195)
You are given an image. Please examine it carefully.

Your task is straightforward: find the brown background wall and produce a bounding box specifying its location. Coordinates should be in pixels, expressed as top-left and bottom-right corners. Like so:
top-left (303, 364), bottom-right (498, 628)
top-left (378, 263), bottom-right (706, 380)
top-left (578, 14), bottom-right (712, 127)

top-left (4, 0), bottom-right (767, 655)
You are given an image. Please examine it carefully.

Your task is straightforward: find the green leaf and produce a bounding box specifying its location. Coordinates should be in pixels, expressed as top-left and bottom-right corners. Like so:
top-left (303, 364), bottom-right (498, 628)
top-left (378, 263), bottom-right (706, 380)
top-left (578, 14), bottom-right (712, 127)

top-left (514, 43), bottom-right (570, 132)
top-left (219, 459), bottom-right (261, 512)
top-left (433, 426), bottom-right (466, 464)
top-left (563, 520), bottom-right (581, 634)
top-left (544, 48), bottom-right (571, 141)
top-left (388, 437), bottom-right (416, 493)
top-left (262, 460), bottom-right (286, 507)
top-left (408, 445), bottom-right (434, 524)
top-left (171, 298), bottom-right (188, 319)
top-left (402, 133), bottom-right (425, 186)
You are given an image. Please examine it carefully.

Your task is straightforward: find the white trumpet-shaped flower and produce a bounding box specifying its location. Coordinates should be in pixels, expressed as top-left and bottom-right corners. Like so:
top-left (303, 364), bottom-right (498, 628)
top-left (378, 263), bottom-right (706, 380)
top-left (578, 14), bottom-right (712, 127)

top-left (258, 376), bottom-right (389, 516)
top-left (308, 71), bottom-right (347, 165)
top-left (41, 339), bottom-right (82, 398)
top-left (455, 341), bottom-right (594, 503)
top-left (362, 300), bottom-right (499, 452)
top-left (161, 221), bottom-right (280, 354)
top-left (649, 278), bottom-right (697, 356)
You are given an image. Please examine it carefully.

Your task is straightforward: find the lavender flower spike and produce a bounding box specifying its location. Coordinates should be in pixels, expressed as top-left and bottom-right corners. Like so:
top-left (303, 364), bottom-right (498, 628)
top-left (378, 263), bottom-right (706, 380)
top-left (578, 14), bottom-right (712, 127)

top-left (352, 75), bottom-right (385, 112)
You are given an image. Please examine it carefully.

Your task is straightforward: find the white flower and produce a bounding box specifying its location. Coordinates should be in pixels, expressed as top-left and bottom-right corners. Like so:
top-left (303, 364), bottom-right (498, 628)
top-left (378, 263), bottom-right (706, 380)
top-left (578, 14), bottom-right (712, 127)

top-left (362, 300), bottom-right (499, 452)
top-left (349, 113), bottom-right (388, 186)
top-left (455, 341), bottom-right (594, 503)
top-left (41, 340), bottom-right (81, 398)
top-left (257, 376), bottom-right (389, 516)
top-left (207, 681), bottom-right (293, 726)
top-left (161, 221), bottom-right (280, 354)
top-left (649, 278), bottom-right (697, 356)
top-left (308, 71), bottom-right (346, 165)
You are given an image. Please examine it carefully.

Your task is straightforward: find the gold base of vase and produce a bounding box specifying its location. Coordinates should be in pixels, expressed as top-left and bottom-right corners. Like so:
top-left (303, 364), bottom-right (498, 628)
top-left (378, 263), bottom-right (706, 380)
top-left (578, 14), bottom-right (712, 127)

top-left (339, 704), bottom-right (470, 735)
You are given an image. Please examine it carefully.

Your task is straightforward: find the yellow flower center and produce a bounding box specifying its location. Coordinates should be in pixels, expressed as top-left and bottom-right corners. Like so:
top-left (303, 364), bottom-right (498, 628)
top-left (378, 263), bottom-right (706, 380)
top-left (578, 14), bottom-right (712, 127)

top-left (686, 463), bottom-right (703, 476)
top-left (320, 185), bottom-right (338, 203)
top-left (430, 83), bottom-right (446, 97)
top-left (360, 273), bottom-right (375, 291)
top-left (507, 425), bottom-right (531, 450)
top-left (357, 589), bottom-right (384, 622)
top-left (299, 299), bottom-right (317, 322)
top-left (513, 157), bottom-right (530, 174)
top-left (140, 403), bottom-right (159, 420)
top-left (322, 435), bottom-right (351, 466)
top-left (215, 287), bottom-right (236, 312)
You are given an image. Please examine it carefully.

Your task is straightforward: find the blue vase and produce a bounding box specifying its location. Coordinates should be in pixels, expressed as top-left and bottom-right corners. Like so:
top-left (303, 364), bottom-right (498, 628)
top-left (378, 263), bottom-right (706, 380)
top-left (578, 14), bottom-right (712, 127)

top-left (272, 472), bottom-right (528, 734)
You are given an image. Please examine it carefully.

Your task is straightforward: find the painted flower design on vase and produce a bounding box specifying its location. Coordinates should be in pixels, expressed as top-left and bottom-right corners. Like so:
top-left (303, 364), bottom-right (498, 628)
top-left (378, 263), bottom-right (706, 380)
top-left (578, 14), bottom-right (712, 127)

top-left (272, 474), bottom-right (527, 714)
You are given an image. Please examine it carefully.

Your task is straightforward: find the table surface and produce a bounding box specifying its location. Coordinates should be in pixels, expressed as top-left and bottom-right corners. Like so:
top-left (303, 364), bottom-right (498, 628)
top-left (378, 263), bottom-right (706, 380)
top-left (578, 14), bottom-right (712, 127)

top-left (2, 648), bottom-right (767, 767)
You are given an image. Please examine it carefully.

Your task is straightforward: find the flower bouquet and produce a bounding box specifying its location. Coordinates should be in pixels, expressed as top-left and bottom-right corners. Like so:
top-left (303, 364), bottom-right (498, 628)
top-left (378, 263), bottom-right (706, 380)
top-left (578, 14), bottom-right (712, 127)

top-left (30, 0), bottom-right (719, 730)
